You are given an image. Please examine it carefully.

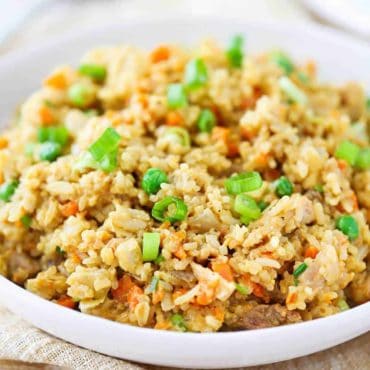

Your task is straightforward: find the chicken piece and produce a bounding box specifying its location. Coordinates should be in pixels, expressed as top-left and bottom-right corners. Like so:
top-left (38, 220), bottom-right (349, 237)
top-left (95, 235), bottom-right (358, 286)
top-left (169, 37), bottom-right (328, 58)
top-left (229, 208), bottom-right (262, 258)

top-left (226, 304), bottom-right (302, 330)
top-left (169, 270), bottom-right (196, 287)
top-left (8, 252), bottom-right (40, 284)
top-left (346, 271), bottom-right (370, 304)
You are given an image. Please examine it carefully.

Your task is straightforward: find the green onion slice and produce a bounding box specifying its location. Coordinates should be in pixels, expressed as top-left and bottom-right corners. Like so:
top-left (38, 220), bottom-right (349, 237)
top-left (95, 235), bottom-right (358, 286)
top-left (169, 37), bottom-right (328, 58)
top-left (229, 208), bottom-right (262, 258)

top-left (0, 180), bottom-right (19, 202)
top-left (355, 148), bottom-right (370, 170)
top-left (148, 275), bottom-right (160, 293)
top-left (78, 63), bottom-right (107, 82)
top-left (235, 283), bottom-right (250, 295)
top-left (39, 142), bottom-right (62, 162)
top-left (225, 171), bottom-right (263, 195)
top-left (184, 58), bottom-right (208, 90)
top-left (167, 83), bottom-right (187, 109)
top-left (89, 128), bottom-right (121, 162)
top-left (20, 214), bottom-right (32, 228)
top-left (171, 313), bottom-right (187, 332)
top-left (336, 215), bottom-right (359, 241)
top-left (293, 262), bottom-right (308, 278)
top-left (197, 109), bottom-right (216, 133)
top-left (335, 140), bottom-right (360, 166)
top-left (152, 196), bottom-right (188, 223)
top-left (68, 83), bottom-right (95, 108)
top-left (163, 127), bottom-right (190, 147)
top-left (142, 232), bottom-right (161, 262)
top-left (337, 298), bottom-right (350, 311)
top-left (37, 126), bottom-right (69, 146)
top-left (142, 168), bottom-right (168, 195)
top-left (257, 200), bottom-right (269, 211)
top-left (234, 194), bottom-right (261, 221)
top-left (226, 35), bottom-right (244, 68)
top-left (279, 76), bottom-right (307, 105)
top-left (270, 51), bottom-right (294, 75)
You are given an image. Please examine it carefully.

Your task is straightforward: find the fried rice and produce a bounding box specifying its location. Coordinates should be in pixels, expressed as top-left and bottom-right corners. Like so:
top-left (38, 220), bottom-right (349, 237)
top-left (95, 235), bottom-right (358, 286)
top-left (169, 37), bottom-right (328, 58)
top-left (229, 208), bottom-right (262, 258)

top-left (0, 37), bottom-right (369, 332)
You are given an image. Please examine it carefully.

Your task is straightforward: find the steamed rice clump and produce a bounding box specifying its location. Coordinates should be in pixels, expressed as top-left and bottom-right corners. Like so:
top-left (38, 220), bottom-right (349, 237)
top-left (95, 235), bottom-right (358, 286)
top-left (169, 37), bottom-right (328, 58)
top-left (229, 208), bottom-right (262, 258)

top-left (0, 38), bottom-right (369, 332)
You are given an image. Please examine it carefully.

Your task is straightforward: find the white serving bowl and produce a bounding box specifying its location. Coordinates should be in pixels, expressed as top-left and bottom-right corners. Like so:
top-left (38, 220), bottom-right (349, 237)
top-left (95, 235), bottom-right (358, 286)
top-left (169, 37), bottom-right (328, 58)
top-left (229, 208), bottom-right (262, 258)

top-left (0, 17), bottom-right (369, 368)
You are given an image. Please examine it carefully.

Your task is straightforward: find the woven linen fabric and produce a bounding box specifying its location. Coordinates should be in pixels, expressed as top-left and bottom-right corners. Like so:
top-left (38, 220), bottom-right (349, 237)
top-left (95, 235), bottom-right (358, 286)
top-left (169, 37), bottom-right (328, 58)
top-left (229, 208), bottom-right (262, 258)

top-left (0, 306), bottom-right (369, 370)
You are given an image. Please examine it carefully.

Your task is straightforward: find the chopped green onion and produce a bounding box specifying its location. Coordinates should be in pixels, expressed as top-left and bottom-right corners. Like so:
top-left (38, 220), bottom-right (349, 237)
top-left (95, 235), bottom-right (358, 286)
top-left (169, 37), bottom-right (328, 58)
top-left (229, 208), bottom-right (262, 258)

top-left (25, 143), bottom-right (36, 157)
top-left (197, 109), bottom-right (216, 133)
top-left (78, 63), bottom-right (107, 82)
top-left (55, 246), bottom-right (65, 255)
top-left (293, 262), bottom-right (308, 278)
top-left (297, 71), bottom-right (310, 84)
top-left (167, 83), bottom-right (187, 109)
top-left (337, 298), bottom-right (350, 311)
top-left (257, 200), bottom-right (269, 211)
top-left (152, 196), bottom-right (188, 223)
top-left (20, 214), bottom-right (32, 228)
top-left (336, 215), bottom-right (359, 241)
top-left (89, 128), bottom-right (120, 162)
top-left (74, 151), bottom-right (98, 171)
top-left (68, 83), bottom-right (95, 108)
top-left (37, 126), bottom-right (69, 146)
top-left (171, 313), bottom-right (187, 332)
top-left (279, 76), bottom-right (307, 105)
top-left (225, 171), bottom-right (263, 195)
top-left (163, 127), bottom-right (190, 147)
top-left (293, 277), bottom-right (299, 286)
top-left (275, 176), bottom-right (294, 197)
top-left (234, 194), bottom-right (261, 221)
top-left (0, 180), bottom-right (19, 202)
top-left (270, 51), bottom-right (294, 75)
top-left (184, 58), bottom-right (208, 90)
top-left (154, 254), bottom-right (165, 264)
top-left (235, 283), bottom-right (250, 295)
top-left (99, 147), bottom-right (118, 173)
top-left (313, 184), bottom-right (324, 193)
top-left (335, 140), bottom-right (360, 166)
top-left (148, 276), bottom-right (160, 293)
top-left (142, 168), bottom-right (168, 195)
top-left (355, 148), bottom-right (370, 170)
top-left (39, 142), bottom-right (62, 162)
top-left (142, 232), bottom-right (161, 262)
top-left (226, 35), bottom-right (244, 68)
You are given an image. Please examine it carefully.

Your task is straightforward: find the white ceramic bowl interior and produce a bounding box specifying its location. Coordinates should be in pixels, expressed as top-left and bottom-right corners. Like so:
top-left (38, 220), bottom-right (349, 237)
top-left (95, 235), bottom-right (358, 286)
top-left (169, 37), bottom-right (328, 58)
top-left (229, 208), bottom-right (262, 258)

top-left (0, 17), bottom-right (369, 368)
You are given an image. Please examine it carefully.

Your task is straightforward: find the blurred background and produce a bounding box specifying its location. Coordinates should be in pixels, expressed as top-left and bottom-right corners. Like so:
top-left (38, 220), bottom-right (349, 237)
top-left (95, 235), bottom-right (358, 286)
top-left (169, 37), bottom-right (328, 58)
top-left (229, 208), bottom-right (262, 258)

top-left (0, 0), bottom-right (369, 55)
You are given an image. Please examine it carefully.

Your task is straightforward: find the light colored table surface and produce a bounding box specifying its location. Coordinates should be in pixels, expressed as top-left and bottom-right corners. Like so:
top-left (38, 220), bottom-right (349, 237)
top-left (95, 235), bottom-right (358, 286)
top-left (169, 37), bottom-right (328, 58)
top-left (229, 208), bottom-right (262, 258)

top-left (0, 1), bottom-right (368, 369)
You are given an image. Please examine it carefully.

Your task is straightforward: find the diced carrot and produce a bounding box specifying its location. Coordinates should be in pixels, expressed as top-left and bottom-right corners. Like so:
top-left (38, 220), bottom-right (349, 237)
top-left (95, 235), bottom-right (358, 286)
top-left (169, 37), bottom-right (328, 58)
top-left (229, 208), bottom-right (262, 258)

top-left (196, 291), bottom-right (213, 306)
top-left (264, 168), bottom-right (281, 181)
top-left (304, 246), bottom-right (319, 259)
top-left (127, 285), bottom-right (144, 310)
top-left (211, 262), bottom-right (234, 282)
top-left (172, 288), bottom-right (188, 302)
top-left (211, 127), bottom-right (239, 157)
top-left (211, 306), bottom-right (225, 321)
top-left (240, 126), bottom-right (256, 141)
top-left (350, 192), bottom-right (359, 211)
top-left (255, 152), bottom-right (269, 167)
top-left (166, 111), bottom-right (183, 126)
top-left (44, 72), bottom-right (67, 90)
top-left (152, 287), bottom-right (164, 305)
top-left (56, 296), bottom-right (75, 309)
top-left (159, 221), bottom-right (171, 229)
top-left (150, 45), bottom-right (171, 63)
top-left (60, 201), bottom-right (79, 217)
top-left (112, 275), bottom-right (135, 303)
top-left (252, 283), bottom-right (266, 299)
top-left (39, 106), bottom-right (55, 125)
top-left (286, 291), bottom-right (298, 305)
top-left (174, 245), bottom-right (187, 260)
top-left (337, 159), bottom-right (347, 171)
top-left (0, 137), bottom-right (8, 149)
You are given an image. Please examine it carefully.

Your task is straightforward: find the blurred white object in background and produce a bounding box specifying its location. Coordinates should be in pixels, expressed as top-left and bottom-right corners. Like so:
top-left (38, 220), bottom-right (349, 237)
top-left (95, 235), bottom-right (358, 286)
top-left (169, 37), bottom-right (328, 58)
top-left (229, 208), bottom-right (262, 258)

top-left (302, 0), bottom-right (370, 37)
